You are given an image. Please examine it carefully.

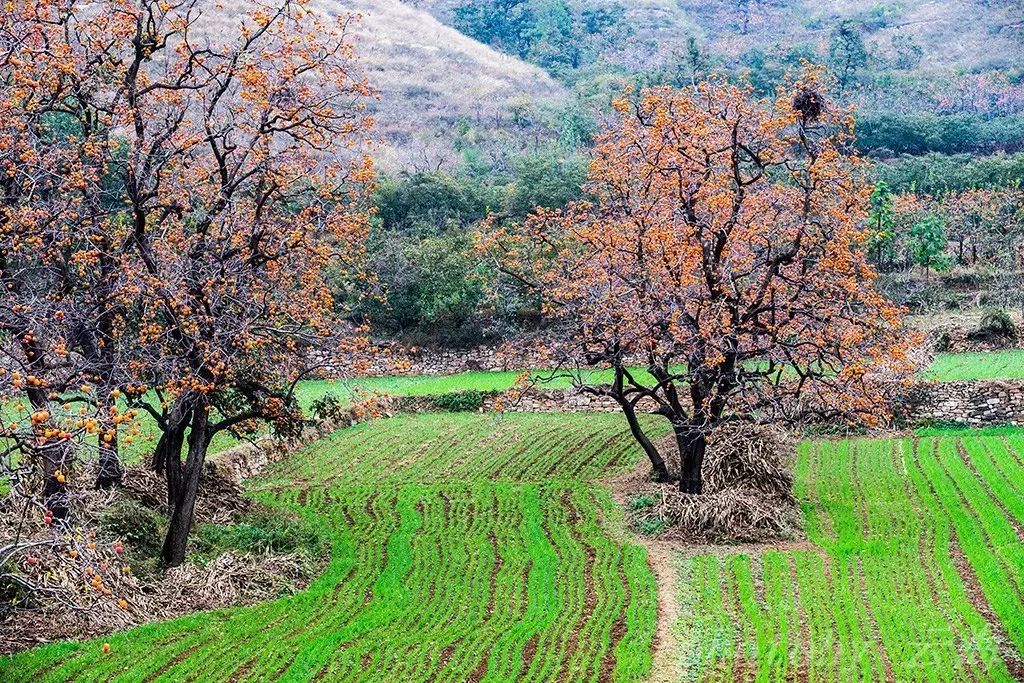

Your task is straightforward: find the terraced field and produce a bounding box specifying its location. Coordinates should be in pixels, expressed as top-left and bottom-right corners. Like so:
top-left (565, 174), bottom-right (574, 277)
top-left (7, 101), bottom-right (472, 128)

top-left (674, 429), bottom-right (1024, 681)
top-left (8, 413), bottom-right (1024, 682)
top-left (2, 348), bottom-right (1016, 466)
top-left (1, 413), bottom-right (666, 683)
top-left (924, 350), bottom-right (1024, 382)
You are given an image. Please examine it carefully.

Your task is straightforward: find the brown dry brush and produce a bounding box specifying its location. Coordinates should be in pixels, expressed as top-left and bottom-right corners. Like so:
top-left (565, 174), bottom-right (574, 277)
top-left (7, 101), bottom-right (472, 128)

top-left (631, 422), bottom-right (802, 543)
top-left (0, 462), bottom-right (317, 654)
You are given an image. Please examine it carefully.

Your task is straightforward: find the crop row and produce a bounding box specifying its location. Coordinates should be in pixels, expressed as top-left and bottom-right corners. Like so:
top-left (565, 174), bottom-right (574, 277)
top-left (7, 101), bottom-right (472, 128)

top-left (3, 413), bottom-right (659, 682)
top-left (259, 412), bottom-right (668, 490)
top-left (675, 434), bottom-right (1024, 681)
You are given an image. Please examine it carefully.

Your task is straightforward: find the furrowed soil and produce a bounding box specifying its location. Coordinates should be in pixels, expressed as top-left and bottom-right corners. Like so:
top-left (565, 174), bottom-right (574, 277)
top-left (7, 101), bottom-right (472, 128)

top-left (8, 416), bottom-right (1024, 682)
top-left (672, 432), bottom-right (1024, 681)
top-left (1, 413), bottom-right (665, 683)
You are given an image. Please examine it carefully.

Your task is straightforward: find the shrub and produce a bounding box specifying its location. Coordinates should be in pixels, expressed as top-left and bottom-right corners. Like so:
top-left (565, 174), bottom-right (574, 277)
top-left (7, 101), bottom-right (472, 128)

top-left (99, 498), bottom-right (167, 577)
top-left (192, 508), bottom-right (325, 564)
top-left (310, 393), bottom-right (345, 423)
top-left (429, 390), bottom-right (496, 412)
top-left (970, 308), bottom-right (1017, 342)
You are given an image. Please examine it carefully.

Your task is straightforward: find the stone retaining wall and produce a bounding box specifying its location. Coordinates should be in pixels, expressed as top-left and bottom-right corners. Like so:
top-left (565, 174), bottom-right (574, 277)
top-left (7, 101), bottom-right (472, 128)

top-left (483, 388), bottom-right (623, 413)
top-left (901, 380), bottom-right (1024, 426)
top-left (210, 379), bottom-right (1024, 485)
top-left (487, 381), bottom-right (1024, 427)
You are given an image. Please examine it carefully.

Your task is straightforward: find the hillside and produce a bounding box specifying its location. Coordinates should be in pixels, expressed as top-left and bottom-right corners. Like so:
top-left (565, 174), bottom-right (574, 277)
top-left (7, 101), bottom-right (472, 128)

top-left (320, 0), bottom-right (567, 169)
top-left (626, 0), bottom-right (1024, 74)
top-left (416, 0), bottom-right (1024, 77)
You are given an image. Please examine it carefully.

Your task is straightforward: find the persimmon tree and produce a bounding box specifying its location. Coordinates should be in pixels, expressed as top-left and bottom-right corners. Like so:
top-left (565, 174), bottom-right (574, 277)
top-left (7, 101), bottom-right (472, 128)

top-left (2, 0), bottom-right (375, 566)
top-left (480, 72), bottom-right (917, 493)
top-left (1, 0), bottom-right (136, 520)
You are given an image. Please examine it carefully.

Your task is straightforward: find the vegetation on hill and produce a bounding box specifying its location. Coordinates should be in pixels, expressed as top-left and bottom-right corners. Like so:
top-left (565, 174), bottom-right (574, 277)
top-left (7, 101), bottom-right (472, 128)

top-left (351, 1), bottom-right (1024, 346)
top-left (334, 0), bottom-right (570, 170)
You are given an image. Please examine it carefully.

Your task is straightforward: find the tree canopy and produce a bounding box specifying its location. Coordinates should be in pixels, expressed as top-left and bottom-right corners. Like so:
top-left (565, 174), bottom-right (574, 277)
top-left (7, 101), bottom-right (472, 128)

top-left (1, 0), bottom-right (375, 565)
top-left (480, 70), bottom-right (918, 491)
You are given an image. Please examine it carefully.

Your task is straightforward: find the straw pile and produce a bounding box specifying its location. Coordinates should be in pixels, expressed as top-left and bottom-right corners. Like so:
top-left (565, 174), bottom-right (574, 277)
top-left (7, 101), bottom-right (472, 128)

top-left (0, 463), bottom-right (316, 654)
top-left (632, 422), bottom-right (802, 543)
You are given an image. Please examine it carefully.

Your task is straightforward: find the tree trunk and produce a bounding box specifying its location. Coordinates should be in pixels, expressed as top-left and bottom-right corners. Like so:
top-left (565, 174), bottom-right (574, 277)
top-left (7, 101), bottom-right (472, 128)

top-left (154, 426), bottom-right (187, 509)
top-left (153, 403), bottom-right (189, 508)
top-left (618, 399), bottom-right (671, 483)
top-left (95, 428), bottom-right (124, 490)
top-left (161, 406), bottom-right (210, 567)
top-left (40, 443), bottom-right (71, 520)
top-left (675, 424), bottom-right (706, 494)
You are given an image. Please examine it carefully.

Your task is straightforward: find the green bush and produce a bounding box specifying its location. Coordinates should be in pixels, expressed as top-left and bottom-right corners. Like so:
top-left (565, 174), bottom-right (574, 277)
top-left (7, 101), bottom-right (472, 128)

top-left (99, 498), bottom-right (167, 577)
top-left (429, 390), bottom-right (497, 412)
top-left (361, 231), bottom-right (490, 347)
top-left (192, 508), bottom-right (325, 564)
top-left (874, 152), bottom-right (1024, 194)
top-left (858, 113), bottom-right (1024, 157)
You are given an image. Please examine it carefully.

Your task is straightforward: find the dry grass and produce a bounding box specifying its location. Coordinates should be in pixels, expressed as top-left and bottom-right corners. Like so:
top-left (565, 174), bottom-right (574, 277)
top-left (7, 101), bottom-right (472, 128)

top-left (324, 0), bottom-right (565, 169)
top-left (190, 0), bottom-right (566, 171)
top-left (0, 546), bottom-right (311, 655)
top-left (627, 422), bottom-right (803, 544)
top-left (0, 463), bottom-right (319, 654)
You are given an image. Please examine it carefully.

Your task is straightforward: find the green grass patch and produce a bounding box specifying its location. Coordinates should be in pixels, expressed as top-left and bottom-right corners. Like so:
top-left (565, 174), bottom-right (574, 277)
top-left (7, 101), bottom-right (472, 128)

top-left (925, 349), bottom-right (1024, 382)
top-left (673, 432), bottom-right (1024, 680)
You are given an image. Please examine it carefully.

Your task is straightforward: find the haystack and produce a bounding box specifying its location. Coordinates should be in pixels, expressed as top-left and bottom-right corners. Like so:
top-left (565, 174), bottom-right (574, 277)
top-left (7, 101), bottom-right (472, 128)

top-left (632, 422), bottom-right (802, 543)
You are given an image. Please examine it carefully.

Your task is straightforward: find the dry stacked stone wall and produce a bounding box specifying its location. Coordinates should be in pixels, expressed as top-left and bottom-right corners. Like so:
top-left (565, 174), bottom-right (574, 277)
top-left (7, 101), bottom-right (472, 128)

top-left (901, 380), bottom-right (1024, 426)
top-left (328, 345), bottom-right (1024, 426)
top-left (486, 382), bottom-right (1024, 427)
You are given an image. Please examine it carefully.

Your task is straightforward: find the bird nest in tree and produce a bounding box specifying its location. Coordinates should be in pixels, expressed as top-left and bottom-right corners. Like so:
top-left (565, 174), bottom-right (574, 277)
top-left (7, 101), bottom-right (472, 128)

top-left (629, 422), bottom-right (802, 543)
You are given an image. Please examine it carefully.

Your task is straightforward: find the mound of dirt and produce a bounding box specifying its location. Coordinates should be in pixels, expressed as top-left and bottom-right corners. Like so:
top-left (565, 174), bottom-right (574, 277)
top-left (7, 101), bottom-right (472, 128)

top-left (625, 422), bottom-right (803, 544)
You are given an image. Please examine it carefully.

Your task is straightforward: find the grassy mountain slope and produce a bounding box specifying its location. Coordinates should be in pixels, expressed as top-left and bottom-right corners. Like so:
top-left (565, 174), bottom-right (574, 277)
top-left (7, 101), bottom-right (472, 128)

top-left (418, 0), bottom-right (1023, 75)
top-left (321, 0), bottom-right (566, 168)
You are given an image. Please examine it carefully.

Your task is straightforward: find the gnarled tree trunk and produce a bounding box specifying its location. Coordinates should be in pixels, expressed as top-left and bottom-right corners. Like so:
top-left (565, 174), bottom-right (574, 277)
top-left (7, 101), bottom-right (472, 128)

top-left (674, 423), bottom-right (707, 495)
top-left (161, 404), bottom-right (211, 567)
top-left (153, 402), bottom-right (190, 509)
top-left (619, 398), bottom-right (671, 483)
top-left (39, 441), bottom-right (71, 520)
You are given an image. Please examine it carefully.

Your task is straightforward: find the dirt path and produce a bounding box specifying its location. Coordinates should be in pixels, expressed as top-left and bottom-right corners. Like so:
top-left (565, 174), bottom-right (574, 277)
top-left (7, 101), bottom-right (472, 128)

top-left (640, 539), bottom-right (681, 683)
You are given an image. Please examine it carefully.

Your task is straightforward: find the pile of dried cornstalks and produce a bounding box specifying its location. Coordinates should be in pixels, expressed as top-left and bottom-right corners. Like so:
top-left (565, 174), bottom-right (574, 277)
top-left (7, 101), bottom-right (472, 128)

top-left (0, 463), bottom-right (316, 654)
top-left (636, 422), bottom-right (802, 543)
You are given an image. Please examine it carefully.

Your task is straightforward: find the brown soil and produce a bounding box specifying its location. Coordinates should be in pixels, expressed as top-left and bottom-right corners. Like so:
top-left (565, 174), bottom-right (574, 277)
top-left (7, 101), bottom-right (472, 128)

top-left (639, 539), bottom-right (681, 683)
top-left (558, 491), bottom-right (598, 679)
